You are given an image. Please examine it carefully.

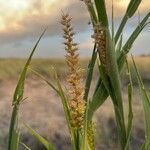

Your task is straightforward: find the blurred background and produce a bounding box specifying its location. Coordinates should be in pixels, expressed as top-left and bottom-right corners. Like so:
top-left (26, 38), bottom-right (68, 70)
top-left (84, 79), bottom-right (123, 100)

top-left (0, 0), bottom-right (150, 149)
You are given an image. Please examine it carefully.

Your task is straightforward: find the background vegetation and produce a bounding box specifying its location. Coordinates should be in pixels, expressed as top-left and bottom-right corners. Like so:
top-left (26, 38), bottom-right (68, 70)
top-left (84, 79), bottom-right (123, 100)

top-left (0, 56), bottom-right (150, 149)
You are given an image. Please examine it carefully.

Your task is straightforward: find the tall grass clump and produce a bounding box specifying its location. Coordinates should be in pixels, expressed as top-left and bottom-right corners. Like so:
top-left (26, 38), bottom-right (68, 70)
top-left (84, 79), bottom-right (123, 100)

top-left (6, 0), bottom-right (150, 150)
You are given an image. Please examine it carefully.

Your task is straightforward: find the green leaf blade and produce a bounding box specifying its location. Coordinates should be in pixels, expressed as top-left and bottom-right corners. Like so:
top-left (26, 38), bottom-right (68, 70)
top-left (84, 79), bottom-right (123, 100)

top-left (84, 45), bottom-right (97, 101)
top-left (8, 30), bottom-right (45, 150)
top-left (94, 0), bottom-right (108, 27)
top-left (25, 124), bottom-right (55, 150)
top-left (124, 59), bottom-right (133, 150)
top-left (126, 0), bottom-right (142, 18)
top-left (13, 29), bottom-right (46, 105)
top-left (132, 56), bottom-right (150, 149)
top-left (115, 0), bottom-right (142, 43)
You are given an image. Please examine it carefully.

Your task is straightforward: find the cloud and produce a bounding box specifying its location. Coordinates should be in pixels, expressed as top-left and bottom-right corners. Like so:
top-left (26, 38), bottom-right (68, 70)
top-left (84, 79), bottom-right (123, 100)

top-left (0, 0), bottom-right (149, 45)
top-left (106, 0), bottom-right (150, 17)
top-left (0, 0), bottom-right (89, 44)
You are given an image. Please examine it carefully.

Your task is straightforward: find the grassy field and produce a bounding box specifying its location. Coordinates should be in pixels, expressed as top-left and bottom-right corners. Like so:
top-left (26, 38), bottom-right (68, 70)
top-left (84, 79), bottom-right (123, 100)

top-left (0, 56), bottom-right (149, 91)
top-left (0, 56), bottom-right (150, 81)
top-left (0, 56), bottom-right (150, 150)
top-left (0, 58), bottom-right (89, 80)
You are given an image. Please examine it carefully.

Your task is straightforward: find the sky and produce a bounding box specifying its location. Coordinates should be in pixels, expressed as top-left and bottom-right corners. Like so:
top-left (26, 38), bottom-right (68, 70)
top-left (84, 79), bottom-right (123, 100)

top-left (0, 0), bottom-right (149, 58)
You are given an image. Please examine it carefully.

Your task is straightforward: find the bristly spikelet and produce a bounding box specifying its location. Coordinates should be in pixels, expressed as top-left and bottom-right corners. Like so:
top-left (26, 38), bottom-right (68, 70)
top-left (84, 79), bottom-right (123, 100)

top-left (92, 23), bottom-right (107, 69)
top-left (87, 122), bottom-right (95, 150)
top-left (61, 13), bottom-right (85, 129)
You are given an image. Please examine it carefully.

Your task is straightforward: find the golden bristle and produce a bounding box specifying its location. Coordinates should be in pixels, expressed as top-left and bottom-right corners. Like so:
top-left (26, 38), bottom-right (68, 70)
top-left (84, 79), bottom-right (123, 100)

top-left (92, 23), bottom-right (107, 69)
top-left (61, 13), bottom-right (85, 129)
top-left (87, 122), bottom-right (95, 150)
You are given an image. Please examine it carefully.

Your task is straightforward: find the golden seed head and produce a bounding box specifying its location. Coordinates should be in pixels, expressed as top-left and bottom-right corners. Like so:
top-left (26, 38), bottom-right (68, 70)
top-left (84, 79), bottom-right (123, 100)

top-left (92, 23), bottom-right (107, 68)
top-left (87, 122), bottom-right (96, 150)
top-left (61, 13), bottom-right (86, 129)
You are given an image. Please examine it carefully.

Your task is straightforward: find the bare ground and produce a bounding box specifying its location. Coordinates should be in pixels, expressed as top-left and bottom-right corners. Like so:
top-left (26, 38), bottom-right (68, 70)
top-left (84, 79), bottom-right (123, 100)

top-left (0, 77), bottom-right (147, 150)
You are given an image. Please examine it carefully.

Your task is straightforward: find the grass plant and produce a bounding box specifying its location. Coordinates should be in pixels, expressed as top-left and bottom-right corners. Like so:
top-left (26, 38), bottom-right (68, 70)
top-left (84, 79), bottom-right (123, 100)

top-left (5, 0), bottom-right (150, 150)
